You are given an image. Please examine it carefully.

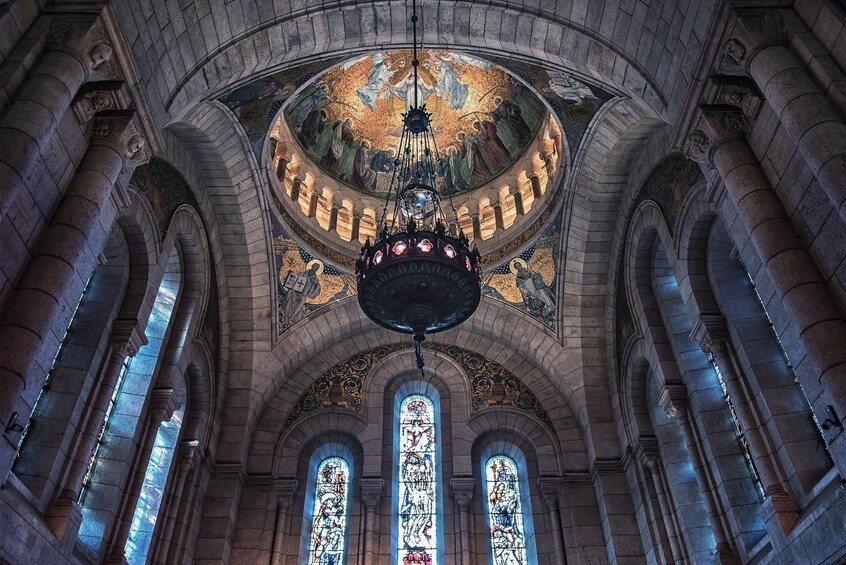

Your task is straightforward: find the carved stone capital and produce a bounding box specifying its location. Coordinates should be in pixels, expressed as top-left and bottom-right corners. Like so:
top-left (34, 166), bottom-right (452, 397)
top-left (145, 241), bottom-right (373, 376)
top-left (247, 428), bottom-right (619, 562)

top-left (150, 388), bottom-right (179, 423)
top-left (718, 11), bottom-right (785, 74)
top-left (689, 314), bottom-right (729, 355)
top-left (110, 319), bottom-right (148, 358)
top-left (685, 129), bottom-right (713, 165)
top-left (700, 104), bottom-right (747, 140)
top-left (359, 478), bottom-right (384, 509)
top-left (89, 110), bottom-right (150, 166)
top-left (658, 384), bottom-right (688, 420)
top-left (450, 477), bottom-right (475, 510)
top-left (272, 478), bottom-right (298, 510)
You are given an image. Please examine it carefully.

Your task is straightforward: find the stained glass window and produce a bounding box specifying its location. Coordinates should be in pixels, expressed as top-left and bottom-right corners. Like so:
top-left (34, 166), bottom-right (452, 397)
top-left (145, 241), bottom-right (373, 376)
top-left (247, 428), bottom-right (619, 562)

top-left (125, 409), bottom-right (183, 565)
top-left (307, 457), bottom-right (350, 565)
top-left (397, 394), bottom-right (437, 565)
top-left (484, 456), bottom-right (528, 565)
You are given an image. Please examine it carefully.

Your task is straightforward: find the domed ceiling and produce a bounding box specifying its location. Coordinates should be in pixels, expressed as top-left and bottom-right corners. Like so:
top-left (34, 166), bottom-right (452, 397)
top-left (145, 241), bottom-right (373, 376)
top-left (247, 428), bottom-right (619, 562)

top-left (219, 52), bottom-right (613, 336)
top-left (282, 51), bottom-right (547, 196)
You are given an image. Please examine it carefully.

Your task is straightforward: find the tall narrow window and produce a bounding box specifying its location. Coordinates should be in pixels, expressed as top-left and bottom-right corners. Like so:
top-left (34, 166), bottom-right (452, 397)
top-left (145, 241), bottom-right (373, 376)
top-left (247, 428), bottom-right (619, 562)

top-left (125, 408), bottom-right (184, 565)
top-left (397, 394), bottom-right (438, 565)
top-left (708, 355), bottom-right (764, 499)
top-left (307, 457), bottom-right (351, 564)
top-left (14, 275), bottom-right (92, 463)
top-left (78, 259), bottom-right (181, 555)
top-left (484, 456), bottom-right (529, 565)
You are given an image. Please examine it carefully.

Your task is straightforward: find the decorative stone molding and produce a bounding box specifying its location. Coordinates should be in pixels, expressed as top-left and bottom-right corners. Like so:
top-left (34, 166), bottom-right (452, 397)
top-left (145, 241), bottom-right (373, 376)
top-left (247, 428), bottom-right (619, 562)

top-left (685, 129), bottom-right (712, 165)
top-left (110, 319), bottom-right (148, 357)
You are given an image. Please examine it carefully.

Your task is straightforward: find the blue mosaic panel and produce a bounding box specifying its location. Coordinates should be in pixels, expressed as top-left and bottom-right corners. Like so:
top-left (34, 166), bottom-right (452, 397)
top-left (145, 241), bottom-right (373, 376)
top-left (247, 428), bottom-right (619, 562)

top-left (308, 457), bottom-right (350, 565)
top-left (398, 395), bottom-right (438, 565)
top-left (485, 456), bottom-right (528, 565)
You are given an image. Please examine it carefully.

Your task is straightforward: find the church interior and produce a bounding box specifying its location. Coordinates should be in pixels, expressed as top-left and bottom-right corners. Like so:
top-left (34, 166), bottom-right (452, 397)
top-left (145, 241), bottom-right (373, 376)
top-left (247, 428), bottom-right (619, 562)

top-left (2, 0), bottom-right (846, 563)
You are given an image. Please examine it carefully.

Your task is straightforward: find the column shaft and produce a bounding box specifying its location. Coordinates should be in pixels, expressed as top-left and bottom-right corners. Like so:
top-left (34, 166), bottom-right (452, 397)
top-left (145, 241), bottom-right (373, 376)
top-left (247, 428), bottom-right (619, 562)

top-left (710, 136), bottom-right (846, 427)
top-left (1, 134), bottom-right (128, 479)
top-left (748, 44), bottom-right (846, 223)
top-left (0, 48), bottom-right (87, 220)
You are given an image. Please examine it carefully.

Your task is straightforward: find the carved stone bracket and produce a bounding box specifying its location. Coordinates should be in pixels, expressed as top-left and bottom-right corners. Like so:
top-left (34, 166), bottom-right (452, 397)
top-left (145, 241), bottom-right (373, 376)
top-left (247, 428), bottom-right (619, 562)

top-left (709, 75), bottom-right (764, 122)
top-left (110, 318), bottom-right (149, 358)
top-left (72, 80), bottom-right (130, 127)
top-left (48, 15), bottom-right (118, 80)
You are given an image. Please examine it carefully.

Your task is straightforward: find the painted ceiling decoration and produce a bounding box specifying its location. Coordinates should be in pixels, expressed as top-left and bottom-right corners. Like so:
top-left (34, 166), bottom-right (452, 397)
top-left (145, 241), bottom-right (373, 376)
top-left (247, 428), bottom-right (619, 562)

top-left (283, 342), bottom-right (552, 431)
top-left (282, 50), bottom-right (546, 196)
top-left (219, 51), bottom-right (611, 338)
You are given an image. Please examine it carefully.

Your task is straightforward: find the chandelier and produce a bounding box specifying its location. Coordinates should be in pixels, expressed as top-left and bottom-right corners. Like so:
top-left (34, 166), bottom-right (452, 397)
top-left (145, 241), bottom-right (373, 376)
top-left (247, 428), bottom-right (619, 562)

top-left (355, 2), bottom-right (482, 369)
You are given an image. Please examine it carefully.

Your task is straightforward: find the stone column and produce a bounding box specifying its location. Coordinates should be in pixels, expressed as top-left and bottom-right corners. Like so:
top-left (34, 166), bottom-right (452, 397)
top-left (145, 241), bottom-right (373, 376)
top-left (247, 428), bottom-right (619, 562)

top-left (512, 189), bottom-right (525, 217)
top-left (529, 174), bottom-right (542, 200)
top-left (660, 389), bottom-right (739, 563)
top-left (689, 107), bottom-right (846, 457)
top-left (690, 315), bottom-right (800, 532)
top-left (269, 479), bottom-right (298, 565)
top-left (359, 478), bottom-right (384, 565)
top-left (45, 322), bottom-right (147, 537)
top-left (493, 202), bottom-right (504, 230)
top-left (0, 18), bottom-right (116, 222)
top-left (151, 441), bottom-right (199, 564)
top-left (0, 113), bottom-right (145, 481)
top-left (451, 477), bottom-right (474, 565)
top-left (641, 453), bottom-right (685, 564)
top-left (538, 478), bottom-right (568, 565)
top-left (721, 14), bottom-right (846, 223)
top-left (351, 213), bottom-right (362, 242)
top-left (105, 388), bottom-right (178, 564)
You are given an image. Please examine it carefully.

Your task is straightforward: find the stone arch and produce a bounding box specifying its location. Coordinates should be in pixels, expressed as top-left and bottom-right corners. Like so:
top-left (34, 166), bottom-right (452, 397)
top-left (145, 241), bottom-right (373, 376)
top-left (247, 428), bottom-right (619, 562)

top-left (274, 413), bottom-right (367, 478)
top-left (157, 1), bottom-right (669, 121)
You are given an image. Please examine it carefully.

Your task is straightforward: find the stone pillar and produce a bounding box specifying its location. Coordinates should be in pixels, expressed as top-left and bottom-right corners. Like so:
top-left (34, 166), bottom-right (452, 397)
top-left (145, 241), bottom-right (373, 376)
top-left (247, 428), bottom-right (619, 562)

top-left (0, 18), bottom-right (115, 222)
top-left (270, 479), bottom-right (298, 565)
top-left (538, 478), bottom-right (568, 565)
top-left (307, 191), bottom-right (319, 218)
top-left (722, 14), bottom-right (846, 223)
top-left (329, 205), bottom-right (339, 232)
top-left (471, 214), bottom-right (482, 241)
top-left (641, 452), bottom-right (685, 564)
top-left (512, 189), bottom-right (525, 217)
top-left (291, 177), bottom-right (302, 202)
top-left (45, 322), bottom-right (147, 537)
top-left (450, 477), bottom-right (474, 565)
top-left (359, 478), bottom-right (384, 565)
top-left (690, 106), bottom-right (846, 458)
top-left (151, 441), bottom-right (199, 564)
top-left (0, 113), bottom-right (145, 481)
top-left (660, 389), bottom-right (739, 563)
top-left (351, 213), bottom-right (362, 242)
top-left (690, 315), bottom-right (800, 532)
top-left (165, 455), bottom-right (205, 565)
top-left (529, 174), bottom-right (542, 200)
top-left (105, 388), bottom-right (178, 564)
